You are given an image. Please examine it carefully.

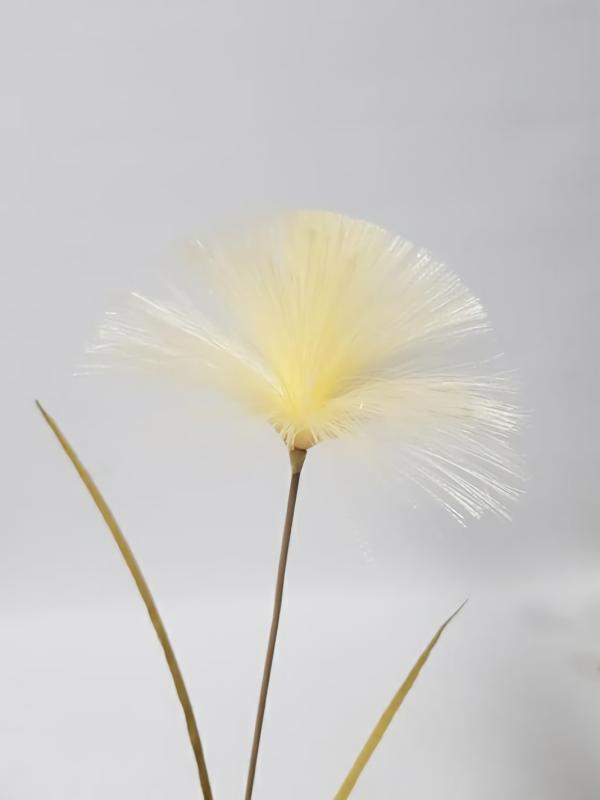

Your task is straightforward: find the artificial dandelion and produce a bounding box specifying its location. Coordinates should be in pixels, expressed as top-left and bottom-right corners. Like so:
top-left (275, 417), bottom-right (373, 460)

top-left (92, 210), bottom-right (519, 520)
top-left (83, 210), bottom-right (520, 797)
top-left (31, 211), bottom-right (522, 797)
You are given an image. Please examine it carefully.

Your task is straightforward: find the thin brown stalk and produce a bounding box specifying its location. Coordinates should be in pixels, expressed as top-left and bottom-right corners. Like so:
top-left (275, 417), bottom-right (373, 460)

top-left (245, 448), bottom-right (307, 800)
top-left (36, 401), bottom-right (213, 800)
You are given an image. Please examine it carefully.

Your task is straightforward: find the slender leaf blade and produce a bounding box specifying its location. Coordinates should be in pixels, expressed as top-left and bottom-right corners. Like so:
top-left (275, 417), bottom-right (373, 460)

top-left (335, 601), bottom-right (467, 799)
top-left (36, 400), bottom-right (213, 800)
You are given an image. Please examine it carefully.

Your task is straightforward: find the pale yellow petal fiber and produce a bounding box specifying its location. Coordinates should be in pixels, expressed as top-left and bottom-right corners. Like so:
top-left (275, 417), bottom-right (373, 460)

top-left (88, 210), bottom-right (520, 519)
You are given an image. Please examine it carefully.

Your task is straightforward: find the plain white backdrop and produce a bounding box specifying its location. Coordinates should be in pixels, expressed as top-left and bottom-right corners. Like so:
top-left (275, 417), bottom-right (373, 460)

top-left (1, 1), bottom-right (598, 798)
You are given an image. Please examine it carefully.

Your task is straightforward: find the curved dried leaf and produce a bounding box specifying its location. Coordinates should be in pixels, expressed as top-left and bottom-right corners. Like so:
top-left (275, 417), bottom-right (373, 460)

top-left (36, 400), bottom-right (213, 800)
top-left (335, 601), bottom-right (466, 799)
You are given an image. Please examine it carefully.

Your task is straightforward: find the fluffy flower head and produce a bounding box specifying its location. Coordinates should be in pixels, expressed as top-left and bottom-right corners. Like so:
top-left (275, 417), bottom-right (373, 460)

top-left (91, 210), bottom-right (520, 520)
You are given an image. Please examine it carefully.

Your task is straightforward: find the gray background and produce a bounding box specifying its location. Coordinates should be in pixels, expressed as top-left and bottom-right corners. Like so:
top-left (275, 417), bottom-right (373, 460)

top-left (1, 1), bottom-right (598, 798)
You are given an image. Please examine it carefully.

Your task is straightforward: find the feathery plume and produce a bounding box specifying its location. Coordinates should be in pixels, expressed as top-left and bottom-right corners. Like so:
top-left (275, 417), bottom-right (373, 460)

top-left (90, 210), bottom-right (520, 521)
